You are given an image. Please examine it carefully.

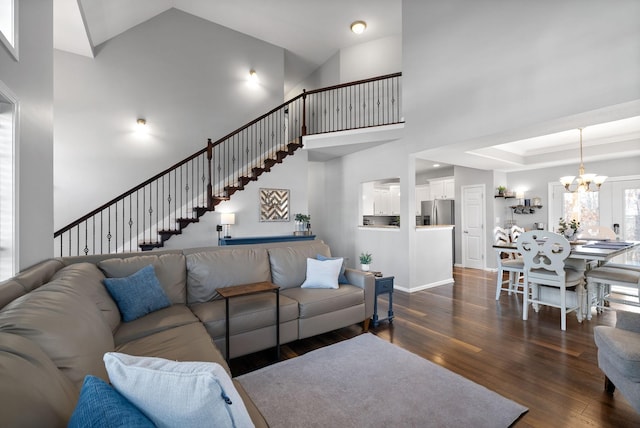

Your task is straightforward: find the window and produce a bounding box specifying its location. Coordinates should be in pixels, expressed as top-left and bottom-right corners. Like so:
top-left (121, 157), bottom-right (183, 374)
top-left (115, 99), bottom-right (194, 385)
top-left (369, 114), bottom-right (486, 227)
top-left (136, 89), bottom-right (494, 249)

top-left (0, 0), bottom-right (18, 60)
top-left (0, 82), bottom-right (17, 281)
top-left (623, 188), bottom-right (640, 240)
top-left (562, 191), bottom-right (599, 229)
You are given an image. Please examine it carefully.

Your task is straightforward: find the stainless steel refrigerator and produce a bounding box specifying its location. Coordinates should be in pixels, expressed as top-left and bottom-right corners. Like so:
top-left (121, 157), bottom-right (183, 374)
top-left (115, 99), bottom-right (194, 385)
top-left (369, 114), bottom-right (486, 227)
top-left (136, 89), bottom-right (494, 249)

top-left (421, 199), bottom-right (455, 265)
top-left (421, 199), bottom-right (454, 225)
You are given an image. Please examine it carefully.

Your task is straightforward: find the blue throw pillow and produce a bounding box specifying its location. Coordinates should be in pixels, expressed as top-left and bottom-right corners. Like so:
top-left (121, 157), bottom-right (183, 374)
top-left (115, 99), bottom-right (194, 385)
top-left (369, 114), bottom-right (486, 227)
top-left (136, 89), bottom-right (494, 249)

top-left (103, 265), bottom-right (171, 322)
top-left (68, 375), bottom-right (155, 428)
top-left (317, 254), bottom-right (348, 284)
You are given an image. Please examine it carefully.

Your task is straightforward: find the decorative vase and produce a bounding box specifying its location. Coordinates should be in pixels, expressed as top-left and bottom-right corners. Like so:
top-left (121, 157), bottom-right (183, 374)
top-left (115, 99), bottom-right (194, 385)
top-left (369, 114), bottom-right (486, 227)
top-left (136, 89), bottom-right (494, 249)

top-left (361, 264), bottom-right (370, 271)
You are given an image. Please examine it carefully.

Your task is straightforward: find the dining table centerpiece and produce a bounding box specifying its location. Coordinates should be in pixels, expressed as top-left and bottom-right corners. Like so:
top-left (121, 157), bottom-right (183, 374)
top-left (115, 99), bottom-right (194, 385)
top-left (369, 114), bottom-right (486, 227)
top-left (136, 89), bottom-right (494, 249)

top-left (557, 218), bottom-right (581, 240)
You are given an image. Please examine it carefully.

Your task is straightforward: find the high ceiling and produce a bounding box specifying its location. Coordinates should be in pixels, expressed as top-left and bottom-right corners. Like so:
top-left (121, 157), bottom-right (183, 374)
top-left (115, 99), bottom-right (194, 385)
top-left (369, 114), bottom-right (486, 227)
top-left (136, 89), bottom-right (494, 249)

top-left (53, 0), bottom-right (402, 94)
top-left (53, 0), bottom-right (640, 172)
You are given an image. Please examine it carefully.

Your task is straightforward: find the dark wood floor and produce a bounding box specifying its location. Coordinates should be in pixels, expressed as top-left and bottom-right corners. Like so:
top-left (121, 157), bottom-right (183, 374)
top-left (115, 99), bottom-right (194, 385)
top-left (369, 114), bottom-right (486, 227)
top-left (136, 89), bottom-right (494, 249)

top-left (230, 267), bottom-right (640, 427)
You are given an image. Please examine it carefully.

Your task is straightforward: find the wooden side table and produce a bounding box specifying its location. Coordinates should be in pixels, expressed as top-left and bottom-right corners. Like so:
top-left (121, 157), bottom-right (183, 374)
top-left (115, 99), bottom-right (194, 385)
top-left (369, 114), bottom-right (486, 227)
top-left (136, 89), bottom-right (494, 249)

top-left (373, 276), bottom-right (394, 327)
top-left (215, 281), bottom-right (280, 363)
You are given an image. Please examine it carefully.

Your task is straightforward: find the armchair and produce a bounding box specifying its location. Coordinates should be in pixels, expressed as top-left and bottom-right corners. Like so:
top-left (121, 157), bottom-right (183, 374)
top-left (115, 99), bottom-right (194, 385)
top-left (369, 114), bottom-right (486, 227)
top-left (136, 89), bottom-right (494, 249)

top-left (594, 310), bottom-right (640, 412)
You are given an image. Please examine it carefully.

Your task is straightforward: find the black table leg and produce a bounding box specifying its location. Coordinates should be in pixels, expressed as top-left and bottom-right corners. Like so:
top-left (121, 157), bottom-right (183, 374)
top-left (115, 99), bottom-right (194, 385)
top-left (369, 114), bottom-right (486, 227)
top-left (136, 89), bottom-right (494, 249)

top-left (276, 289), bottom-right (280, 360)
top-left (225, 297), bottom-right (230, 363)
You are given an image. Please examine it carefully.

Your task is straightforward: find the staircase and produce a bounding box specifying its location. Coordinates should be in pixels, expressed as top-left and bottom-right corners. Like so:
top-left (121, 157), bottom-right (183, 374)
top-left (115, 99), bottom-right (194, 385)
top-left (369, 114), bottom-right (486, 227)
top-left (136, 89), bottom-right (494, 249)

top-left (54, 73), bottom-right (402, 257)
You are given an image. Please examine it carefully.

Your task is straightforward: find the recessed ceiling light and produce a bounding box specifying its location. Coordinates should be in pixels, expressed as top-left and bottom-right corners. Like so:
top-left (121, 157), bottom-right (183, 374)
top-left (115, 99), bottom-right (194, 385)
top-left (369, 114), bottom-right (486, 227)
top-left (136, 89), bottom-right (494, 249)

top-left (433, 164), bottom-right (440, 167)
top-left (350, 21), bottom-right (367, 34)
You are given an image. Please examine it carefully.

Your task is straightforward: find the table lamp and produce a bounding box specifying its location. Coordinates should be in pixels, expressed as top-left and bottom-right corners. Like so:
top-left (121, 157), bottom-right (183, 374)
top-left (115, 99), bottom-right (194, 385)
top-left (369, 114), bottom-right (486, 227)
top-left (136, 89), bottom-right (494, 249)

top-left (221, 213), bottom-right (235, 238)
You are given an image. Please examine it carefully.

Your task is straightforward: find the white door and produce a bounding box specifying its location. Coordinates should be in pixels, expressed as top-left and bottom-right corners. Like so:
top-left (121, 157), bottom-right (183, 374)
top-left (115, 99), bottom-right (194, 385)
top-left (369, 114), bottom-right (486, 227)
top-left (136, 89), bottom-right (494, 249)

top-left (611, 179), bottom-right (640, 240)
top-left (462, 185), bottom-right (485, 269)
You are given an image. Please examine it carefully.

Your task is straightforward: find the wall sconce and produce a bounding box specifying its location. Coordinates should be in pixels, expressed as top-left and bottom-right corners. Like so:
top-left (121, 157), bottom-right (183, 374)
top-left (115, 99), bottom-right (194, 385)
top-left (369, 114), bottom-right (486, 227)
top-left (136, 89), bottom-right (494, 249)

top-left (350, 20), bottom-right (367, 34)
top-left (220, 213), bottom-right (236, 238)
top-left (137, 118), bottom-right (146, 126)
top-left (249, 69), bottom-right (258, 83)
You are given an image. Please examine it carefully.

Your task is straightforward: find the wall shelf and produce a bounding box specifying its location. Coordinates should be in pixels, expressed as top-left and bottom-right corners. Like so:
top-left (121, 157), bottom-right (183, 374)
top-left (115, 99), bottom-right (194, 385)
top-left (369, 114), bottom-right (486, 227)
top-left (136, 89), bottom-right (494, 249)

top-left (509, 205), bottom-right (542, 214)
top-left (494, 195), bottom-right (515, 198)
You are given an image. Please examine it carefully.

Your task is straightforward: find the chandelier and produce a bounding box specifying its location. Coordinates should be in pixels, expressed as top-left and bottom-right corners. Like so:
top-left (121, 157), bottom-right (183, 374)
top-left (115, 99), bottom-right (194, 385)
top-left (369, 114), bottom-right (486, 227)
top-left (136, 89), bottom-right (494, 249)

top-left (559, 128), bottom-right (607, 192)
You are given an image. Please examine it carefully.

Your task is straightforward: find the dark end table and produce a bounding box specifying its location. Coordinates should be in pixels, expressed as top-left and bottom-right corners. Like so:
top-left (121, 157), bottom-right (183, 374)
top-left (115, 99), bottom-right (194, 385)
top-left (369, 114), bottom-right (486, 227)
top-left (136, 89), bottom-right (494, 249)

top-left (373, 276), bottom-right (394, 327)
top-left (216, 281), bottom-right (280, 363)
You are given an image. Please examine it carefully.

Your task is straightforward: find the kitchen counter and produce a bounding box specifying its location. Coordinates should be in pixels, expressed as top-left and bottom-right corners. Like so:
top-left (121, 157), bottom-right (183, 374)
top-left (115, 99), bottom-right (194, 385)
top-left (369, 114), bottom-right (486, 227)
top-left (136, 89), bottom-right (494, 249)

top-left (416, 225), bottom-right (454, 230)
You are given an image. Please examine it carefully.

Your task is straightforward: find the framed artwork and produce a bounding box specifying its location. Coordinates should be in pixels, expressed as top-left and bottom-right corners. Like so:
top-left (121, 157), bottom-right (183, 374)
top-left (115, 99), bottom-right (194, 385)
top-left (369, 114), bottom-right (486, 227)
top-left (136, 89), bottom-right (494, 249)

top-left (259, 188), bottom-right (290, 222)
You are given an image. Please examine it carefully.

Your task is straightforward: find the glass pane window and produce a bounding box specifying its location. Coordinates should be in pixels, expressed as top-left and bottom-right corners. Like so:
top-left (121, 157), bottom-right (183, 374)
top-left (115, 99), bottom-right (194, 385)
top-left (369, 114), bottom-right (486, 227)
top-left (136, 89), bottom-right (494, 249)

top-left (562, 191), bottom-right (599, 229)
top-left (624, 188), bottom-right (640, 240)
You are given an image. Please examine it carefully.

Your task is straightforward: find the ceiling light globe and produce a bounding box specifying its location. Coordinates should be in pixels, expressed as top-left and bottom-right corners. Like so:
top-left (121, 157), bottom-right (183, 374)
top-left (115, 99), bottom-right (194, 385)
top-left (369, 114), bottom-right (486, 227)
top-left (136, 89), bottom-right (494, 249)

top-left (594, 176), bottom-right (607, 185)
top-left (560, 176), bottom-right (575, 186)
top-left (350, 21), bottom-right (367, 34)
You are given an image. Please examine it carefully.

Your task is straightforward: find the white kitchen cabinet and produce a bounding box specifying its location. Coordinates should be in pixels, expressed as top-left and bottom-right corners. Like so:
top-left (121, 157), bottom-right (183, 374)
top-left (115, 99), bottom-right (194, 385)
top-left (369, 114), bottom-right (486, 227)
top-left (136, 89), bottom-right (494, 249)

top-left (415, 184), bottom-right (430, 214)
top-left (373, 189), bottom-right (390, 214)
top-left (429, 177), bottom-right (455, 199)
top-left (389, 185), bottom-right (401, 214)
top-left (362, 182), bottom-right (375, 215)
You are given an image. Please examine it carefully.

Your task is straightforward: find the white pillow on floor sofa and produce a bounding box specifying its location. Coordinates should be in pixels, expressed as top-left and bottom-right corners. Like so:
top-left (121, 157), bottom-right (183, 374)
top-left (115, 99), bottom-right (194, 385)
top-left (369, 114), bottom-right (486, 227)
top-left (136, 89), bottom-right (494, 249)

top-left (103, 352), bottom-right (254, 428)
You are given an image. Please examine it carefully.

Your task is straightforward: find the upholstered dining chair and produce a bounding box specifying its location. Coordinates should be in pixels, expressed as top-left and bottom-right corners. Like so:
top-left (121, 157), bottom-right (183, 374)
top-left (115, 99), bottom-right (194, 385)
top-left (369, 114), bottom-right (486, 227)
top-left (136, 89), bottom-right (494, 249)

top-left (494, 226), bottom-right (524, 300)
top-left (586, 266), bottom-right (640, 318)
top-left (517, 230), bottom-right (585, 330)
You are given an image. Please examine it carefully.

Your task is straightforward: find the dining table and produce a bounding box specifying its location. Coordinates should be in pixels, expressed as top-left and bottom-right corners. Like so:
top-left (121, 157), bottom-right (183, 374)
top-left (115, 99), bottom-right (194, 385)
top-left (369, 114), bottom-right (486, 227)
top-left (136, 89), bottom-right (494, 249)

top-left (492, 238), bottom-right (640, 322)
top-left (493, 239), bottom-right (640, 265)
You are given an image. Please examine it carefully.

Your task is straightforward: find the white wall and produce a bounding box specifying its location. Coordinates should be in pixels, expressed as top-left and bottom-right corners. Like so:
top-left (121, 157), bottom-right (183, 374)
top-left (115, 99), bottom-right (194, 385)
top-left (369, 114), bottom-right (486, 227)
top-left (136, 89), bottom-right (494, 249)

top-left (340, 35), bottom-right (402, 83)
top-left (54, 8), bottom-right (285, 230)
top-left (286, 51), bottom-right (340, 100)
top-left (286, 34), bottom-right (402, 100)
top-left (310, 141), bottom-right (412, 286)
top-left (402, 0), bottom-right (640, 154)
top-left (0, 1), bottom-right (54, 270)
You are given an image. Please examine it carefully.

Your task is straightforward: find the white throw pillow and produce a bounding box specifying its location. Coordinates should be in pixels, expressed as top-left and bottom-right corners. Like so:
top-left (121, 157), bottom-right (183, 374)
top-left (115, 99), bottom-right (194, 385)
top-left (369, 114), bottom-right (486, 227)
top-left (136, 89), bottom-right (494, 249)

top-left (103, 352), bottom-right (254, 428)
top-left (300, 257), bottom-right (343, 289)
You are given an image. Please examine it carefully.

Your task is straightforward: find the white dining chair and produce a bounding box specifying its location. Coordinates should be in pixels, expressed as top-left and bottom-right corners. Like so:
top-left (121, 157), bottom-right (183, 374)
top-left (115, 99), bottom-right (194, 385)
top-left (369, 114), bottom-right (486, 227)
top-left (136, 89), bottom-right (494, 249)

top-left (517, 230), bottom-right (585, 330)
top-left (577, 226), bottom-right (617, 241)
top-left (494, 226), bottom-right (525, 300)
top-left (510, 225), bottom-right (524, 244)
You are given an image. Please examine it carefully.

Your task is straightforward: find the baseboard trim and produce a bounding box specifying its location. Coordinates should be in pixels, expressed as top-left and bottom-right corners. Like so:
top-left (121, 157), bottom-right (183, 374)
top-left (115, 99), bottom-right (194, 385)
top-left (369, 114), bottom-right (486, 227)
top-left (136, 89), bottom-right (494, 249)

top-left (395, 278), bottom-right (454, 293)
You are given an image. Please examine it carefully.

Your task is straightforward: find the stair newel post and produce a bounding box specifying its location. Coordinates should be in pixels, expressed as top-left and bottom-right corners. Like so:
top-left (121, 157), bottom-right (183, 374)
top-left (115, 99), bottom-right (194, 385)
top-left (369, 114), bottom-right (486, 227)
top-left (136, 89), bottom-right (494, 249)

top-left (301, 89), bottom-right (307, 137)
top-left (206, 138), bottom-right (214, 210)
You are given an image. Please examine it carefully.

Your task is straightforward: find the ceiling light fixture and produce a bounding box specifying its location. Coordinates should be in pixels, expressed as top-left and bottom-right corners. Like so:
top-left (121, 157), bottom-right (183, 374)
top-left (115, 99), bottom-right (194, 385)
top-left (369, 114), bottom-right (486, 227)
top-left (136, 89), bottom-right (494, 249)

top-left (350, 20), bottom-right (367, 34)
top-left (249, 69), bottom-right (258, 83)
top-left (136, 118), bottom-right (146, 126)
top-left (559, 128), bottom-right (607, 193)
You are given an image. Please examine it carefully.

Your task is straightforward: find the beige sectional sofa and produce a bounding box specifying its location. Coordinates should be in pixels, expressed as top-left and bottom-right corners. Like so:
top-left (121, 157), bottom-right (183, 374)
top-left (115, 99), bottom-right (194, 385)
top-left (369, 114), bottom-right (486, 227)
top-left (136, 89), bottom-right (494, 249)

top-left (0, 239), bottom-right (374, 427)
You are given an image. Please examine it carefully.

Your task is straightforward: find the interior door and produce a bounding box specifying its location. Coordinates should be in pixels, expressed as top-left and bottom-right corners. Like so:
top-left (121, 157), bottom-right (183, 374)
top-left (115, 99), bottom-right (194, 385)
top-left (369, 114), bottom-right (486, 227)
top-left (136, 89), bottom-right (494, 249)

top-left (611, 179), bottom-right (640, 240)
top-left (462, 185), bottom-right (485, 269)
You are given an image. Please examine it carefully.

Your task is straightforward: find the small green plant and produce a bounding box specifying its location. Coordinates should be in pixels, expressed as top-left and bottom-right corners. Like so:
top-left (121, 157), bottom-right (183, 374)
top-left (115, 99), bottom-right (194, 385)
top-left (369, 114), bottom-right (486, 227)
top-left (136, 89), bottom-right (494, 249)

top-left (294, 213), bottom-right (310, 223)
top-left (557, 217), bottom-right (580, 235)
top-left (496, 185), bottom-right (506, 195)
top-left (359, 252), bottom-right (372, 264)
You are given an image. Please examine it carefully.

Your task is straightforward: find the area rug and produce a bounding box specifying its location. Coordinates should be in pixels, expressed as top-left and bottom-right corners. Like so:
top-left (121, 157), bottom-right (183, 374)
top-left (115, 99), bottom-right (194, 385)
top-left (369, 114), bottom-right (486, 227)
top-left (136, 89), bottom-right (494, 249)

top-left (237, 333), bottom-right (527, 427)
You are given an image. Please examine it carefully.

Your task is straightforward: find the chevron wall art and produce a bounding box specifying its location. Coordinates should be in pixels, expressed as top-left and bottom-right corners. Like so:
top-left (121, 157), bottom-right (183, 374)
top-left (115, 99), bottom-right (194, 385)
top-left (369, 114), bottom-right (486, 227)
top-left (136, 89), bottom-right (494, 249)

top-left (259, 188), bottom-right (290, 222)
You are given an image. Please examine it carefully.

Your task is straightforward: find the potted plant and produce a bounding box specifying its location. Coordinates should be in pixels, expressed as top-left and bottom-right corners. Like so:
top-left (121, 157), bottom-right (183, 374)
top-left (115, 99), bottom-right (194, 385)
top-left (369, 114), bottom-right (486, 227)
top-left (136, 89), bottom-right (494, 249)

top-left (359, 252), bottom-right (372, 271)
top-left (557, 217), bottom-right (581, 239)
top-left (294, 213), bottom-right (310, 232)
top-left (496, 185), bottom-right (506, 196)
